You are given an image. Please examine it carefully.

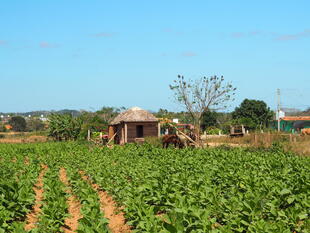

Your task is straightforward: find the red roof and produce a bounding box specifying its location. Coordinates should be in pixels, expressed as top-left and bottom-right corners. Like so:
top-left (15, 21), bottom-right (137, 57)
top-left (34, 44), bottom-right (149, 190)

top-left (281, 116), bottom-right (310, 121)
top-left (4, 124), bottom-right (12, 130)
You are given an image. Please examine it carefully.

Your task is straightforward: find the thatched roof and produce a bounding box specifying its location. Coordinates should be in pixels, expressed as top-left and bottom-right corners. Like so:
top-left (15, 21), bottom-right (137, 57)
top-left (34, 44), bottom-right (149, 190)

top-left (110, 107), bottom-right (158, 125)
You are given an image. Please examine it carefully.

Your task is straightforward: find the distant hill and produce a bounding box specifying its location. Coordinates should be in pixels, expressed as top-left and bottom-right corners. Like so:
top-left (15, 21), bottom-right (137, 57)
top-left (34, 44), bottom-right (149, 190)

top-left (0, 109), bottom-right (82, 117)
top-left (282, 107), bottom-right (310, 117)
top-left (301, 108), bottom-right (310, 116)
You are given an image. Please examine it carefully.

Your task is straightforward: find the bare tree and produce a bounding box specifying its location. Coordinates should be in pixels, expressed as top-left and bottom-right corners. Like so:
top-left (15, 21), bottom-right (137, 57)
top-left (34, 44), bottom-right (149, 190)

top-left (170, 75), bottom-right (236, 140)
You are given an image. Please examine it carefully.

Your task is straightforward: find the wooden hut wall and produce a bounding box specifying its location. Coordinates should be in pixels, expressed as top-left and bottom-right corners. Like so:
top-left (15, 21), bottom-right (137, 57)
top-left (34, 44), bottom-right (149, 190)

top-left (108, 126), bottom-right (115, 139)
top-left (126, 122), bottom-right (158, 142)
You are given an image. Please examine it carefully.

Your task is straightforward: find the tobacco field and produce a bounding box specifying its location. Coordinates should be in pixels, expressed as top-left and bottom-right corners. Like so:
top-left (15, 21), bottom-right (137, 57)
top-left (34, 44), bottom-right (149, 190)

top-left (0, 142), bottom-right (309, 232)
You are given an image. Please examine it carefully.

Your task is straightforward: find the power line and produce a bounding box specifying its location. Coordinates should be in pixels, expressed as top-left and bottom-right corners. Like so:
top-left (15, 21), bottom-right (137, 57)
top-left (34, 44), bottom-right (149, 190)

top-left (277, 89), bottom-right (281, 132)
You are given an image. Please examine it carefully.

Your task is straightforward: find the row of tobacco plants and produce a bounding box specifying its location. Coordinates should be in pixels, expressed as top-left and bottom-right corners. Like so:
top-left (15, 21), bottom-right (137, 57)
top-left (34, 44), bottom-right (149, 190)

top-left (0, 142), bottom-right (309, 232)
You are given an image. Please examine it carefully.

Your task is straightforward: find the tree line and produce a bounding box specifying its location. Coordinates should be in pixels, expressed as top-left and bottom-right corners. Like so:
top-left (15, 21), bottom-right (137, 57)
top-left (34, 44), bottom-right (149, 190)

top-left (0, 75), bottom-right (276, 140)
top-left (0, 100), bottom-right (273, 140)
top-left (0, 116), bottom-right (45, 132)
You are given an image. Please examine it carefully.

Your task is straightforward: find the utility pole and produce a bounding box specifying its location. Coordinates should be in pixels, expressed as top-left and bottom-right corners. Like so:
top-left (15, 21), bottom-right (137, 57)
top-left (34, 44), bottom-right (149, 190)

top-left (277, 88), bottom-right (281, 132)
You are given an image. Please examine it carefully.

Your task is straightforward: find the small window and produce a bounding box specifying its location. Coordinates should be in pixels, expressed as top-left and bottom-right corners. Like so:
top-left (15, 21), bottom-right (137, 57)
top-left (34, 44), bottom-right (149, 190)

top-left (136, 125), bottom-right (144, 138)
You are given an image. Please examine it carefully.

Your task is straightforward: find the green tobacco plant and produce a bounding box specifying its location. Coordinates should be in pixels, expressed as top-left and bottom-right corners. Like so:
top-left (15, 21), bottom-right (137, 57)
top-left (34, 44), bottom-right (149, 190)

top-left (37, 168), bottom-right (68, 232)
top-left (0, 149), bottom-right (39, 232)
top-left (66, 168), bottom-right (109, 233)
top-left (0, 142), bottom-right (309, 232)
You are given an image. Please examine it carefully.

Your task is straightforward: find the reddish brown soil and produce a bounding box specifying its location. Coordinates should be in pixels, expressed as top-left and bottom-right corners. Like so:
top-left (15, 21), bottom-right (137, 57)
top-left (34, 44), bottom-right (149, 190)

top-left (24, 157), bottom-right (30, 165)
top-left (156, 211), bottom-right (168, 223)
top-left (59, 167), bottom-right (82, 233)
top-left (24, 164), bottom-right (48, 231)
top-left (79, 171), bottom-right (131, 233)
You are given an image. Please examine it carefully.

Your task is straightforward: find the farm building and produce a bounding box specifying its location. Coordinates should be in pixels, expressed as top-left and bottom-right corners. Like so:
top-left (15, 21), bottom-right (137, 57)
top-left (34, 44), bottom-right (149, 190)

top-left (158, 117), bottom-right (194, 135)
top-left (271, 116), bottom-right (310, 132)
top-left (108, 107), bottom-right (160, 144)
top-left (4, 124), bottom-right (12, 130)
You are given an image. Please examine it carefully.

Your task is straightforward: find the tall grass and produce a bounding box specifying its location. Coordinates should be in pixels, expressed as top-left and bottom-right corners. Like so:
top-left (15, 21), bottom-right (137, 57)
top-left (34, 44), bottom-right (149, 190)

top-left (205, 132), bottom-right (310, 156)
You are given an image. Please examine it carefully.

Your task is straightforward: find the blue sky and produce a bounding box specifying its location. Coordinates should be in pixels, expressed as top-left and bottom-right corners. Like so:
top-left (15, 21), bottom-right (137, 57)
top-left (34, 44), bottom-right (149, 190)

top-left (0, 0), bottom-right (309, 112)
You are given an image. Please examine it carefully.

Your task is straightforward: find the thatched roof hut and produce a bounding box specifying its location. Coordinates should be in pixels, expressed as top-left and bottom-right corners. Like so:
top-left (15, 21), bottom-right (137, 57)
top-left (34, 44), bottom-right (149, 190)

top-left (108, 107), bottom-right (159, 144)
top-left (110, 107), bottom-right (157, 125)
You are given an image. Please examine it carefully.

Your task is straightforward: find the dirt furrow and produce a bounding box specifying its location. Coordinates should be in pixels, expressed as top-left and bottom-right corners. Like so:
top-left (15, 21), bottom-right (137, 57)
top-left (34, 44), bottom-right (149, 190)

top-left (24, 164), bottom-right (48, 231)
top-left (79, 171), bottom-right (131, 233)
top-left (24, 157), bottom-right (30, 165)
top-left (59, 167), bottom-right (82, 233)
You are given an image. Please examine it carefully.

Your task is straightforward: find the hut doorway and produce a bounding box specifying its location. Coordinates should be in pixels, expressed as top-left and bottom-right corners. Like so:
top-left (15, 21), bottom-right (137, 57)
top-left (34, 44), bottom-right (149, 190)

top-left (136, 125), bottom-right (144, 138)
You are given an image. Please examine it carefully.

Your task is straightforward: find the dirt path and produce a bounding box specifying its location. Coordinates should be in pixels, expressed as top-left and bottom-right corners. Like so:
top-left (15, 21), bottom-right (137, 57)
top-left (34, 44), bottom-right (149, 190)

top-left (24, 164), bottom-right (48, 231)
top-left (79, 171), bottom-right (131, 233)
top-left (206, 142), bottom-right (248, 147)
top-left (59, 167), bottom-right (82, 233)
top-left (0, 135), bottom-right (47, 144)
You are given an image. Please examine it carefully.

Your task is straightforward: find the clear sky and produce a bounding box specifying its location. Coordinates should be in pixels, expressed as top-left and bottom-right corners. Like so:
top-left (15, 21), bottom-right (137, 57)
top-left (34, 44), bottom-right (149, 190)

top-left (0, 0), bottom-right (309, 113)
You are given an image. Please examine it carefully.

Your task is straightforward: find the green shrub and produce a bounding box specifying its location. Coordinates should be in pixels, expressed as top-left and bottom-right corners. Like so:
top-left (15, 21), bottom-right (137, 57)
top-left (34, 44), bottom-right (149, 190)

top-left (144, 136), bottom-right (162, 147)
top-left (48, 114), bottom-right (82, 141)
top-left (205, 126), bottom-right (221, 135)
